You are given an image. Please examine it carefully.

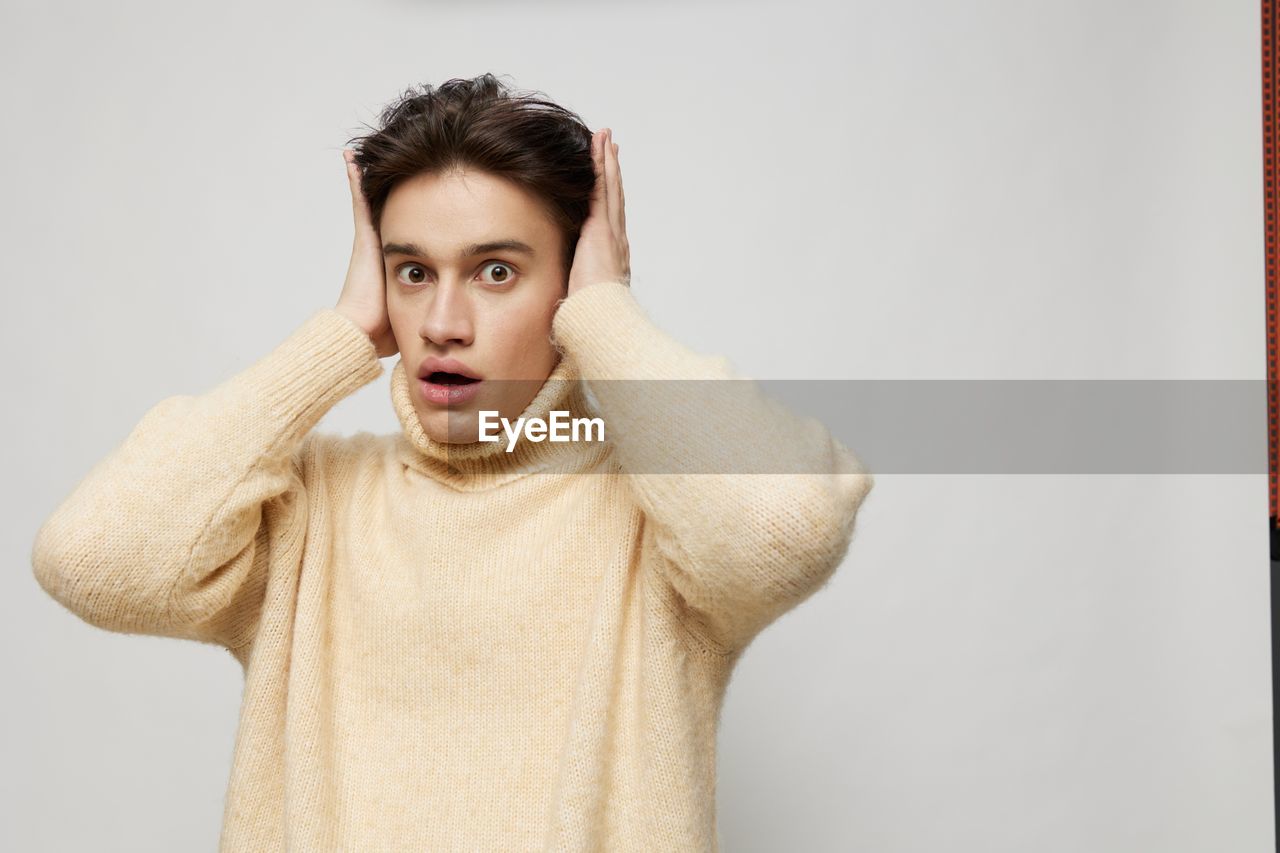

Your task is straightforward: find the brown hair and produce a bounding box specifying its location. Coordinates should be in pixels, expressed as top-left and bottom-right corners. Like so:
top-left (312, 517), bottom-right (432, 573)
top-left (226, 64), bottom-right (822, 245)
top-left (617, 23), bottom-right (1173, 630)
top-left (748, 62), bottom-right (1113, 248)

top-left (344, 73), bottom-right (596, 281)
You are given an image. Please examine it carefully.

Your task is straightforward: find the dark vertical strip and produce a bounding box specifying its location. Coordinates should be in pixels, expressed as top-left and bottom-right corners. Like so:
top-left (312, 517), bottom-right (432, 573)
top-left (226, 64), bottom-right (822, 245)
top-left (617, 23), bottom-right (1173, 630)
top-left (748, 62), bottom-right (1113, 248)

top-left (1266, 0), bottom-right (1279, 550)
top-left (1266, 0), bottom-right (1280, 835)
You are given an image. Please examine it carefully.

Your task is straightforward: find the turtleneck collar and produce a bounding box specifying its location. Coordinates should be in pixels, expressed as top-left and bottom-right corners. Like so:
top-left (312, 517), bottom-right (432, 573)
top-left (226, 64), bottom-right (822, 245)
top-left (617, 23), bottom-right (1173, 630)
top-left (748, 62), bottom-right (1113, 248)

top-left (389, 351), bottom-right (612, 491)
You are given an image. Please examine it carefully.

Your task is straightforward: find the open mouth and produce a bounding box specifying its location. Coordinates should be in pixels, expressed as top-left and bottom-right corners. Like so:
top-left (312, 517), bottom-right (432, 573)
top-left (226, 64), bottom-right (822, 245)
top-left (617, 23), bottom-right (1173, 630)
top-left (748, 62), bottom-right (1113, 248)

top-left (425, 371), bottom-right (481, 385)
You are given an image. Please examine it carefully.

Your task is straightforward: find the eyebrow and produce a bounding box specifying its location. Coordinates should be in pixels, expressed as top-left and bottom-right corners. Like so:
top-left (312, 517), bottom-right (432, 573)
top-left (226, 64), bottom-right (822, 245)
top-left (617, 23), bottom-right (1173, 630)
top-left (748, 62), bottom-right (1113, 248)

top-left (382, 239), bottom-right (537, 260)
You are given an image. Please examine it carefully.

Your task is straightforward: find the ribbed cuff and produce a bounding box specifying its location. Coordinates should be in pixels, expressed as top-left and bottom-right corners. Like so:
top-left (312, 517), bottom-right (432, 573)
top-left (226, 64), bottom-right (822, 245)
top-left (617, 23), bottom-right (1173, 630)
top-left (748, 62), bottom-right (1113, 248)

top-left (226, 308), bottom-right (384, 446)
top-left (551, 281), bottom-right (728, 382)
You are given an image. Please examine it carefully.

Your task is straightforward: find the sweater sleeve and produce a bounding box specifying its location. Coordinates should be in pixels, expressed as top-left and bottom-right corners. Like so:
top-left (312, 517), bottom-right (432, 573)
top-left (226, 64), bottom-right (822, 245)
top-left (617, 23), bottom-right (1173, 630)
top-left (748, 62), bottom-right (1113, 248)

top-left (550, 281), bottom-right (875, 655)
top-left (30, 308), bottom-right (384, 656)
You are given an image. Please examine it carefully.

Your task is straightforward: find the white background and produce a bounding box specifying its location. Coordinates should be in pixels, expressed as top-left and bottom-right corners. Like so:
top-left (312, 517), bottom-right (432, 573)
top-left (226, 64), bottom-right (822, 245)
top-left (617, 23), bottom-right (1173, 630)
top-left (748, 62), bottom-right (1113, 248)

top-left (3, 0), bottom-right (1272, 850)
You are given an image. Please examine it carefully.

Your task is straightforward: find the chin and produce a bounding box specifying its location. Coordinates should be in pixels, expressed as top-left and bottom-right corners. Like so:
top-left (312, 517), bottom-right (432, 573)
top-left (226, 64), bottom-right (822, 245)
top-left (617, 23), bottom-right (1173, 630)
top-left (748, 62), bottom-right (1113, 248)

top-left (419, 408), bottom-right (482, 444)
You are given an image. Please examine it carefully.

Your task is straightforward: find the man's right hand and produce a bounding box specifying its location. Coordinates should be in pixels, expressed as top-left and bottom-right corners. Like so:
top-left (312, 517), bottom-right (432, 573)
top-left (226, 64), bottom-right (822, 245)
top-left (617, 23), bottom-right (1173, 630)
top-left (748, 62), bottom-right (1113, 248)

top-left (335, 148), bottom-right (398, 359)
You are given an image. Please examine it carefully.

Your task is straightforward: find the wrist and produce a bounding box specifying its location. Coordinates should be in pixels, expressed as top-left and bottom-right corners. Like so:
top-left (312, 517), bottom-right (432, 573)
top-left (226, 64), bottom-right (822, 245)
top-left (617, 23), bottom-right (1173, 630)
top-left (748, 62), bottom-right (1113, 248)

top-left (333, 303), bottom-right (372, 338)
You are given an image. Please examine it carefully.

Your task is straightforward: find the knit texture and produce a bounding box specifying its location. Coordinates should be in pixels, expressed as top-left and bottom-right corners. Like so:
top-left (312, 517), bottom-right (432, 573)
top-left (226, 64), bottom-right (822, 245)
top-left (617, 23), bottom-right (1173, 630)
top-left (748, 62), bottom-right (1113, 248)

top-left (32, 281), bottom-right (874, 851)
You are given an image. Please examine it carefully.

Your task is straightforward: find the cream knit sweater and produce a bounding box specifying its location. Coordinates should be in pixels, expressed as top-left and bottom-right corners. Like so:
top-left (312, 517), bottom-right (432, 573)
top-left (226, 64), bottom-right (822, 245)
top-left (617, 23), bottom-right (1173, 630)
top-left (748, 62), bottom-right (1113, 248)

top-left (32, 280), bottom-right (874, 851)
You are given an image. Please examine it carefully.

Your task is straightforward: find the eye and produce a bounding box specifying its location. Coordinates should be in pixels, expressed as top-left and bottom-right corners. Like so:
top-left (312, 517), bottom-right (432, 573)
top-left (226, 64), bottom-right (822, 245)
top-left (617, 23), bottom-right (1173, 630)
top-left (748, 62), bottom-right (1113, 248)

top-left (479, 261), bottom-right (517, 285)
top-left (395, 263), bottom-right (428, 286)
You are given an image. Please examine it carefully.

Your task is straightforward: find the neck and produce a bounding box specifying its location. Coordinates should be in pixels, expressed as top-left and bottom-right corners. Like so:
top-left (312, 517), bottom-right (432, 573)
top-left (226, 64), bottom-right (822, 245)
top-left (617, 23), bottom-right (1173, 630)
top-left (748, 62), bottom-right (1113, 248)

top-left (389, 353), bottom-right (610, 491)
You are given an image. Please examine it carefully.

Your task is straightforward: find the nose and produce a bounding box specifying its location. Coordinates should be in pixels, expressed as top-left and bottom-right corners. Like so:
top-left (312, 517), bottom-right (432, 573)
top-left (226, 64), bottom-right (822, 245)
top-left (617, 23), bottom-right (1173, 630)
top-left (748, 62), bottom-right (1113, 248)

top-left (418, 278), bottom-right (475, 347)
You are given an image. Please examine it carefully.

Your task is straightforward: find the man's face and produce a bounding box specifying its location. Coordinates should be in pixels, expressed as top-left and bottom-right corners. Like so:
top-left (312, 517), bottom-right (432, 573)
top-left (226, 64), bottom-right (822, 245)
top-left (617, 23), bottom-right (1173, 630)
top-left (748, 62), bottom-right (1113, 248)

top-left (382, 168), bottom-right (567, 444)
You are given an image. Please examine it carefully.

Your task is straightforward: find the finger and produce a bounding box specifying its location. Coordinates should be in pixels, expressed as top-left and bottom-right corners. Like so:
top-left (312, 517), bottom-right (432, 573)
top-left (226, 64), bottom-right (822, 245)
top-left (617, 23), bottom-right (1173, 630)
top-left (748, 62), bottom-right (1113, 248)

top-left (614, 141), bottom-right (626, 234)
top-left (344, 149), bottom-right (375, 234)
top-left (599, 128), bottom-right (614, 225)
top-left (612, 141), bottom-right (630, 287)
top-left (603, 129), bottom-right (621, 237)
top-left (587, 131), bottom-right (606, 216)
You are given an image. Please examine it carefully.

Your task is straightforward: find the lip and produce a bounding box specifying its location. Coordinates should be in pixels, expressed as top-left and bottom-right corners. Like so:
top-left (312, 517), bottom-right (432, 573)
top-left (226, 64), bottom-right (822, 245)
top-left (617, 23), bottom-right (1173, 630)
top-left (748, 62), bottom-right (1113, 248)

top-left (419, 376), bottom-right (483, 406)
top-left (417, 356), bottom-right (483, 381)
top-left (416, 355), bottom-right (484, 407)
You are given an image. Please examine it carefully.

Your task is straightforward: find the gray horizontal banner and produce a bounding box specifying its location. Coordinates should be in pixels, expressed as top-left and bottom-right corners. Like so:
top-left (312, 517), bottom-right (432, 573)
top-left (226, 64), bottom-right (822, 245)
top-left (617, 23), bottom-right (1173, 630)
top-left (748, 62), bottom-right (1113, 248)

top-left (441, 379), bottom-right (1272, 474)
top-left (759, 379), bottom-right (1269, 475)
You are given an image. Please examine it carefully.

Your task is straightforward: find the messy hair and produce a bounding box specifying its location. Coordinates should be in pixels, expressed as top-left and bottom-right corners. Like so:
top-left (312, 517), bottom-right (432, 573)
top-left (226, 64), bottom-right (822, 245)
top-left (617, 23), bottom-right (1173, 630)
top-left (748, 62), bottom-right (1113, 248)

top-left (345, 73), bottom-right (596, 280)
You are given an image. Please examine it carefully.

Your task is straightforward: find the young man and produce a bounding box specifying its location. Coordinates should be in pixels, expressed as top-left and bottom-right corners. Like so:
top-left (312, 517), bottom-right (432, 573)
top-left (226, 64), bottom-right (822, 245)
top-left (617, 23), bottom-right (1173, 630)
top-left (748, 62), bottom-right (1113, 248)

top-left (32, 74), bottom-right (875, 850)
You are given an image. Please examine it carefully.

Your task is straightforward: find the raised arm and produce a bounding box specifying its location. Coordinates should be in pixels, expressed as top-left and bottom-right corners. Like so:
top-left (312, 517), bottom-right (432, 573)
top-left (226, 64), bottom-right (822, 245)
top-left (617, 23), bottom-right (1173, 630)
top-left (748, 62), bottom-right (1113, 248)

top-left (30, 308), bottom-right (383, 654)
top-left (556, 129), bottom-right (874, 655)
top-left (551, 281), bottom-right (874, 655)
top-left (32, 147), bottom-right (394, 658)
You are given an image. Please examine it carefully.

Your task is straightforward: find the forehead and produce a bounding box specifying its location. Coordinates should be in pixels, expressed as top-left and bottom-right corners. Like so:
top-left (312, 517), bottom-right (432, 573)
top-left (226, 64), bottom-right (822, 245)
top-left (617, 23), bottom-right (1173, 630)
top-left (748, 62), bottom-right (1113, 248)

top-left (381, 169), bottom-right (558, 248)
